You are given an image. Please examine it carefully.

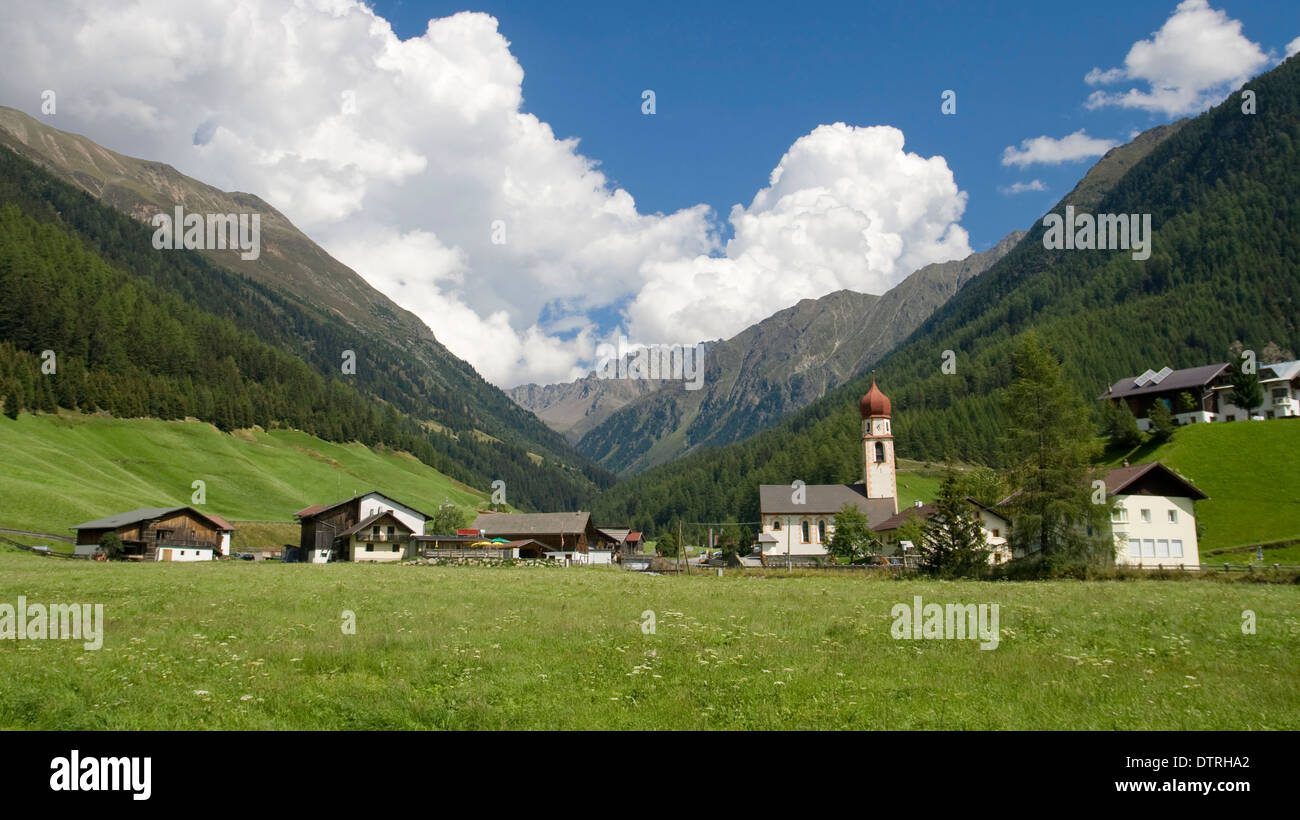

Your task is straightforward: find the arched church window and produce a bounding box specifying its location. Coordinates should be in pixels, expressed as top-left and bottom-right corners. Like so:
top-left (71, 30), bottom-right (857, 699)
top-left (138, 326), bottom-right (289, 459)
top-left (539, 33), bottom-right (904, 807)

top-left (772, 518), bottom-right (782, 531)
top-left (801, 520), bottom-right (810, 543)
top-left (817, 520), bottom-right (827, 543)
top-left (874, 441), bottom-right (885, 462)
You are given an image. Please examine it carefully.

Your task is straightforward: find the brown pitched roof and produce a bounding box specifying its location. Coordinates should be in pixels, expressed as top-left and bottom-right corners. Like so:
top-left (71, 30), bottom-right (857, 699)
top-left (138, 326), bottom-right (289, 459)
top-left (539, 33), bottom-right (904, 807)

top-left (1098, 363), bottom-right (1229, 400)
top-left (872, 504), bottom-right (935, 532)
top-left (205, 514), bottom-right (236, 532)
top-left (1103, 461), bottom-right (1208, 499)
top-left (71, 506), bottom-right (236, 533)
top-left (872, 497), bottom-right (1010, 532)
top-left (470, 511), bottom-right (592, 536)
top-left (338, 511), bottom-right (416, 538)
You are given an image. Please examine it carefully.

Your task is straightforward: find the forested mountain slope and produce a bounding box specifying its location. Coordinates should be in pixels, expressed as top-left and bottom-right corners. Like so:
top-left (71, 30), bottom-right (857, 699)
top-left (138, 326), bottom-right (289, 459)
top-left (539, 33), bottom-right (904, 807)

top-left (592, 57), bottom-right (1299, 532)
top-left (0, 144), bottom-right (612, 510)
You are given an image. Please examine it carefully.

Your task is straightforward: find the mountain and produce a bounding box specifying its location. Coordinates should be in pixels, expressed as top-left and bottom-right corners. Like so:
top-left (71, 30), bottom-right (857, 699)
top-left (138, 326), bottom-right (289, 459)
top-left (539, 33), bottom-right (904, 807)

top-left (591, 55), bottom-right (1299, 533)
top-left (0, 108), bottom-right (613, 510)
top-left (506, 366), bottom-right (667, 441)
top-left (516, 232), bottom-right (1022, 476)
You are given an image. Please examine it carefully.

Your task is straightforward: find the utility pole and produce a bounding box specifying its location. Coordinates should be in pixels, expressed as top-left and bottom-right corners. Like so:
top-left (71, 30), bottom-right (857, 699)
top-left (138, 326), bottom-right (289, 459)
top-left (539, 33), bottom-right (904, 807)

top-left (677, 518), bottom-right (683, 575)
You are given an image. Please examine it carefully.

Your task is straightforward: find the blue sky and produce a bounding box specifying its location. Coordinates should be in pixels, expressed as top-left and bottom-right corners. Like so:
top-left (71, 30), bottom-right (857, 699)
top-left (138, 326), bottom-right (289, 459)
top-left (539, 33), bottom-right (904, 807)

top-left (3, 1), bottom-right (1293, 386)
top-left (371, 0), bottom-right (1297, 251)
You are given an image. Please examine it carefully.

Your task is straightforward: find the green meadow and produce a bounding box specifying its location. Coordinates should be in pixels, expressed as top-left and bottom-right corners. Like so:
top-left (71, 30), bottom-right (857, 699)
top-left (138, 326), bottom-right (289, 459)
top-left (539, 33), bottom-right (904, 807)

top-left (0, 549), bottom-right (1295, 730)
top-left (1105, 420), bottom-right (1300, 553)
top-left (0, 411), bottom-right (489, 540)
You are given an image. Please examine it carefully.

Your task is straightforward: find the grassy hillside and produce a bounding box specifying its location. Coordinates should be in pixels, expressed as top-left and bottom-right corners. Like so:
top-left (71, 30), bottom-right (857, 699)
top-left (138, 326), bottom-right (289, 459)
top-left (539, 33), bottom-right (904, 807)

top-left (0, 552), bottom-right (1295, 729)
top-left (1104, 420), bottom-right (1300, 552)
top-left (0, 411), bottom-right (488, 536)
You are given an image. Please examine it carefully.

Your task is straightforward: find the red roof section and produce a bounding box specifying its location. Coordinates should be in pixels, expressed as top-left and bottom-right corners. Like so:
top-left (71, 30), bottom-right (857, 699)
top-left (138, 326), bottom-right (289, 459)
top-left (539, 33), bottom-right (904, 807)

top-left (859, 379), bottom-right (891, 419)
top-left (205, 513), bottom-right (236, 532)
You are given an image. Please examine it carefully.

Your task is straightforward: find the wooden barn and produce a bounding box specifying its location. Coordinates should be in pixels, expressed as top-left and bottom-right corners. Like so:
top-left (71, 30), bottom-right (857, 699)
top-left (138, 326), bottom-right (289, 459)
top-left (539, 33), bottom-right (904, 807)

top-left (293, 491), bottom-right (431, 563)
top-left (70, 507), bottom-right (236, 561)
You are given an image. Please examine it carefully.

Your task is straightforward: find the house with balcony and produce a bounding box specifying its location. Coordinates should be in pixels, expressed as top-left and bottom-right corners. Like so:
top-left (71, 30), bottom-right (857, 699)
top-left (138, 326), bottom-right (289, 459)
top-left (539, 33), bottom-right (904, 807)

top-left (1213, 359), bottom-right (1300, 421)
top-left (293, 491), bottom-right (430, 563)
top-left (1098, 359), bottom-right (1300, 428)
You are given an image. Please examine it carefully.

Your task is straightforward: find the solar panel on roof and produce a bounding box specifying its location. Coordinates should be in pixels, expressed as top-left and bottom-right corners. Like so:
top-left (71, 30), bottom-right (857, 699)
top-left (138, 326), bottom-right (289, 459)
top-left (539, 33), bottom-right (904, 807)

top-left (1133, 369), bottom-right (1157, 387)
top-left (1149, 366), bottom-right (1173, 385)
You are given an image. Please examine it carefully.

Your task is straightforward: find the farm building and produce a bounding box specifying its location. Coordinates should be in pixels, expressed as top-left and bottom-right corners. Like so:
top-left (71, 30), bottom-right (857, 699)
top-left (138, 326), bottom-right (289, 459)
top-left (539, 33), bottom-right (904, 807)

top-left (70, 507), bottom-right (236, 561)
top-left (294, 491), bottom-right (431, 563)
top-left (469, 511), bottom-right (616, 565)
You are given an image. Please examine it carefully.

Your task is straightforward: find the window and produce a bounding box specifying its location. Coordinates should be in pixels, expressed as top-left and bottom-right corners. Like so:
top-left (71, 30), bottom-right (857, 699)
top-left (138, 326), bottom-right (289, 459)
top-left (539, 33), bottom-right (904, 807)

top-left (817, 520), bottom-right (827, 543)
top-left (1128, 539), bottom-right (1141, 558)
top-left (1111, 507), bottom-right (1128, 524)
top-left (1171, 539), bottom-right (1183, 558)
top-left (1142, 539), bottom-right (1155, 557)
top-left (1156, 539), bottom-right (1169, 557)
top-left (365, 543), bottom-right (372, 552)
top-left (387, 526), bottom-right (396, 539)
top-left (1140, 509), bottom-right (1151, 523)
top-left (801, 520), bottom-right (810, 543)
top-left (873, 441), bottom-right (885, 463)
top-left (1273, 388), bottom-right (1287, 403)
top-left (1167, 509), bottom-right (1178, 524)
top-left (772, 519), bottom-right (782, 531)
top-left (372, 526), bottom-right (380, 537)
top-left (992, 529), bottom-right (1001, 538)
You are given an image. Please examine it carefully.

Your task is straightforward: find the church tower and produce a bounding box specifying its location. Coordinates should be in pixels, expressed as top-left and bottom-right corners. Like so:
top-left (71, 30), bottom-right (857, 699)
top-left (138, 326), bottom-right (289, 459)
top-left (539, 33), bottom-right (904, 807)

top-left (860, 379), bottom-right (897, 514)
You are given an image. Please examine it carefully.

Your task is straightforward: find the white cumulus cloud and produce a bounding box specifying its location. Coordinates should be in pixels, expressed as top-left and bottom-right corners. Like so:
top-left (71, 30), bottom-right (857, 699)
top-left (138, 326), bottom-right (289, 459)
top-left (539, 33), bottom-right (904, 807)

top-left (1001, 130), bottom-right (1118, 167)
top-left (1084, 0), bottom-right (1269, 116)
top-left (0, 0), bottom-right (970, 388)
top-left (998, 180), bottom-right (1047, 195)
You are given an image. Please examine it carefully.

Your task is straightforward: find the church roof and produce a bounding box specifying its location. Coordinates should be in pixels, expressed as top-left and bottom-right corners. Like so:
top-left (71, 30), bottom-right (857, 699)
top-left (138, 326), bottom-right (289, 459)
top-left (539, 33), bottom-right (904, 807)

top-left (859, 379), bottom-right (891, 418)
top-left (758, 483), bottom-right (897, 527)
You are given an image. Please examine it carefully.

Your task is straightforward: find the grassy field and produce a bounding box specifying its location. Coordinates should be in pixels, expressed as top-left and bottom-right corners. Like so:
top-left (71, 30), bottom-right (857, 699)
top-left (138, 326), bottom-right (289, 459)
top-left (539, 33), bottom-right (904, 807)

top-left (0, 411), bottom-right (490, 536)
top-left (0, 548), bottom-right (1295, 730)
top-left (1104, 420), bottom-right (1300, 552)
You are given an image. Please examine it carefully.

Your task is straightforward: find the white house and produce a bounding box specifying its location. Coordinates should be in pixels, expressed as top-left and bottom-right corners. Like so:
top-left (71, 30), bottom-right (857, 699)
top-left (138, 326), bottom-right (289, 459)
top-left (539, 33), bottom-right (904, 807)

top-left (756, 381), bottom-right (899, 558)
top-left (1214, 359), bottom-right (1300, 421)
top-left (873, 498), bottom-right (1013, 564)
top-left (294, 491), bottom-right (431, 563)
top-left (1104, 462), bottom-right (1208, 568)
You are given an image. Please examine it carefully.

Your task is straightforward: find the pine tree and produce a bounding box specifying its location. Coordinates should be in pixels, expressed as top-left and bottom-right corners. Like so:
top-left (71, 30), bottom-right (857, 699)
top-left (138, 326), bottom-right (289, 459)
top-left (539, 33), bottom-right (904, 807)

top-left (1103, 400), bottom-right (1144, 449)
top-left (1001, 331), bottom-right (1113, 573)
top-left (1148, 399), bottom-right (1176, 443)
top-left (919, 463), bottom-right (989, 578)
top-left (1229, 353), bottom-right (1264, 415)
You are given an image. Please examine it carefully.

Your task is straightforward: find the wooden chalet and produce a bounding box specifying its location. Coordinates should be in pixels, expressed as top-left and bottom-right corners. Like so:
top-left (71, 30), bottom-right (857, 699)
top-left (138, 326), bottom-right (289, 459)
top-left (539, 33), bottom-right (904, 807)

top-left (70, 506), bottom-right (235, 561)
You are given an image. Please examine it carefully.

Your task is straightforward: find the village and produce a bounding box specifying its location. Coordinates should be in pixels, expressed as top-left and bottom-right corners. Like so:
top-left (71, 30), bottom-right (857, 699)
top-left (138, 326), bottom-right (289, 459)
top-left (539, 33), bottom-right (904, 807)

top-left (53, 352), bottom-right (1298, 573)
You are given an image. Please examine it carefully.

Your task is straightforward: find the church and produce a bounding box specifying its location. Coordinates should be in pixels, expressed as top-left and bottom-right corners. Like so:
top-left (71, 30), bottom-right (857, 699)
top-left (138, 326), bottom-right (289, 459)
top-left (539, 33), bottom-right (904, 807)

top-left (756, 380), bottom-right (899, 557)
